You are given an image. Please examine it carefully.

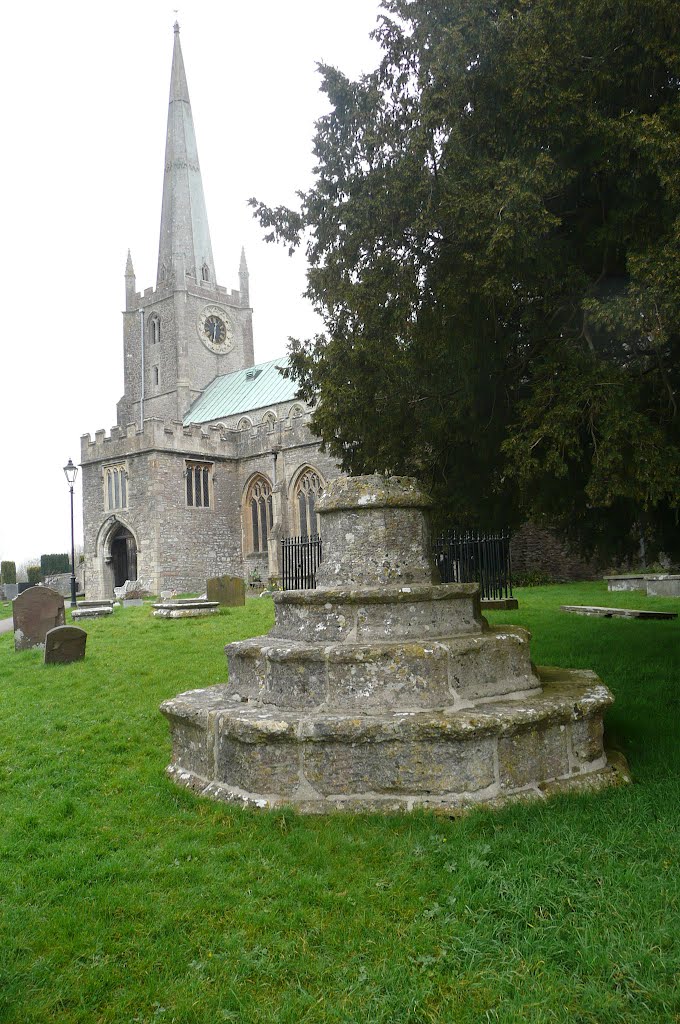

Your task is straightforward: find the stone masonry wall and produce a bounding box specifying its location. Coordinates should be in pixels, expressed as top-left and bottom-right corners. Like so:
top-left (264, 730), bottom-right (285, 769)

top-left (511, 522), bottom-right (603, 583)
top-left (81, 407), bottom-right (338, 597)
top-left (120, 278), bottom-right (254, 426)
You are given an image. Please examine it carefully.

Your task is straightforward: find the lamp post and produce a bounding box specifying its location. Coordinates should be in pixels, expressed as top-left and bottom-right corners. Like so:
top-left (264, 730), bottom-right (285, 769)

top-left (63, 458), bottom-right (78, 608)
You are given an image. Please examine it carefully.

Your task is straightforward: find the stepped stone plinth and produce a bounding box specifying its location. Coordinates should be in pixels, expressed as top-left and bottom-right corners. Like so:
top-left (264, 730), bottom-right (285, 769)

top-left (161, 476), bottom-right (628, 812)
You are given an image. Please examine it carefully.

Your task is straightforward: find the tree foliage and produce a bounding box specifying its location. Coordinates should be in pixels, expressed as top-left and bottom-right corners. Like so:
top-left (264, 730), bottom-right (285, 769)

top-left (40, 553), bottom-right (70, 576)
top-left (252, 0), bottom-right (680, 558)
top-left (1, 560), bottom-right (17, 585)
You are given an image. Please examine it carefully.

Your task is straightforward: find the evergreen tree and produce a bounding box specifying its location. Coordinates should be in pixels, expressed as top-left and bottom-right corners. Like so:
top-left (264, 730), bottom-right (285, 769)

top-left (252, 0), bottom-right (680, 558)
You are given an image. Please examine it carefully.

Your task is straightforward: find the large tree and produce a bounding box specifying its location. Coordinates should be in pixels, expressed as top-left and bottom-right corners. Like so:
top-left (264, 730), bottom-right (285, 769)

top-left (252, 0), bottom-right (680, 559)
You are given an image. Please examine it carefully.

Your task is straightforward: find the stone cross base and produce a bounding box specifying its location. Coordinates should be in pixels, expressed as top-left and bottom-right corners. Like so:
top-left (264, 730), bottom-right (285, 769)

top-left (161, 475), bottom-right (629, 813)
top-left (161, 667), bottom-right (627, 812)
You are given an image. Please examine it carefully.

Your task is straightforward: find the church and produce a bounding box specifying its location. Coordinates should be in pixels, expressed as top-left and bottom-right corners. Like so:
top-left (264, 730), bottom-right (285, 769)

top-left (80, 24), bottom-right (338, 599)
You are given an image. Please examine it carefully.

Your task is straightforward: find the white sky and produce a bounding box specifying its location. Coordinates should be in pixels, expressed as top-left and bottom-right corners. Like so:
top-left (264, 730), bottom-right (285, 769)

top-left (0, 0), bottom-right (384, 571)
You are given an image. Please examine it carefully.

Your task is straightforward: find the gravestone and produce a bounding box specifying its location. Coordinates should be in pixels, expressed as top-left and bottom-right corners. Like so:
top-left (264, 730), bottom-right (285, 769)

top-left (44, 625), bottom-right (87, 664)
top-left (207, 575), bottom-right (246, 607)
top-left (72, 605), bottom-right (114, 620)
top-left (13, 586), bottom-right (65, 651)
top-left (561, 604), bottom-right (677, 620)
top-left (153, 599), bottom-right (220, 618)
top-left (645, 575), bottom-right (680, 598)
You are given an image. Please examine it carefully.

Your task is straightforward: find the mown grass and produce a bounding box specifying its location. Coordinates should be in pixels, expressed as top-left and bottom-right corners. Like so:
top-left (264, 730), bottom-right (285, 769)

top-left (0, 600), bottom-right (11, 618)
top-left (0, 583), bottom-right (678, 1024)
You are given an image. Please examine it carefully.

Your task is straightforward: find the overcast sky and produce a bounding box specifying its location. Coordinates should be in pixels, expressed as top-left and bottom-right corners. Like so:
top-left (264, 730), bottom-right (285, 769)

top-left (0, 0), bottom-right (385, 571)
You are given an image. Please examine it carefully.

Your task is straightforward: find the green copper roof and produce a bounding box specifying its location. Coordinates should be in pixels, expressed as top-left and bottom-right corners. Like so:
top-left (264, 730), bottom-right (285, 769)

top-left (184, 356), bottom-right (298, 424)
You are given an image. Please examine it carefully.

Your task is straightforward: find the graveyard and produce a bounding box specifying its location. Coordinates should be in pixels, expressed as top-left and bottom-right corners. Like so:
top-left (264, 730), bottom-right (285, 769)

top-left (1, 580), bottom-right (678, 1023)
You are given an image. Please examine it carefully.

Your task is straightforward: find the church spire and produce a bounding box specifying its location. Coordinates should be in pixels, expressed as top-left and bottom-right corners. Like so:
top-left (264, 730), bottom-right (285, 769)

top-left (156, 22), bottom-right (216, 289)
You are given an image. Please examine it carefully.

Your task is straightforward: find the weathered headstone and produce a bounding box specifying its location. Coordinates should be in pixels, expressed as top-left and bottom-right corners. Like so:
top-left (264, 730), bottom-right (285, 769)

top-left (207, 575), bottom-right (246, 607)
top-left (13, 586), bottom-right (65, 651)
top-left (44, 625), bottom-right (87, 664)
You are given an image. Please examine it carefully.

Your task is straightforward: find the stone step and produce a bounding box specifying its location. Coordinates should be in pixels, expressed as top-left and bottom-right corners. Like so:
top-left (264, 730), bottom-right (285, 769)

top-left (225, 627), bottom-right (537, 710)
top-left (160, 667), bottom-right (618, 812)
top-left (271, 582), bottom-right (485, 643)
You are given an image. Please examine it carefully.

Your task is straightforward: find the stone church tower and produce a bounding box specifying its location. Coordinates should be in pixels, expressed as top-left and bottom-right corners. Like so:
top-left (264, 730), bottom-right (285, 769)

top-left (80, 24), bottom-right (338, 599)
top-left (117, 23), bottom-right (254, 429)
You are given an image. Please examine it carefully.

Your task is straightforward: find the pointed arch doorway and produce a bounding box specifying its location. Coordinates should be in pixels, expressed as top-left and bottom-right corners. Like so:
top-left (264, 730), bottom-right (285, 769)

top-left (110, 525), bottom-right (138, 587)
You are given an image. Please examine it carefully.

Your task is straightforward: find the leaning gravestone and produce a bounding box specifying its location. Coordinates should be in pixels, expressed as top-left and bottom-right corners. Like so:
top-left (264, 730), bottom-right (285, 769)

top-left (207, 575), bottom-right (246, 607)
top-left (13, 586), bottom-right (65, 651)
top-left (44, 625), bottom-right (87, 664)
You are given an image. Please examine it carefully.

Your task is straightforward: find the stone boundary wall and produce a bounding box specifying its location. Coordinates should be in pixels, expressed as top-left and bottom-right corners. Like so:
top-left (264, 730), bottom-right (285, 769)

top-left (43, 572), bottom-right (84, 598)
top-left (510, 522), bottom-right (603, 583)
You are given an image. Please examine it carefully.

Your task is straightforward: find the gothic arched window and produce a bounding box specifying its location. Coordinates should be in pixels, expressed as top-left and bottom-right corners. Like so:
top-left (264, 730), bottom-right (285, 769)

top-left (294, 469), bottom-right (323, 538)
top-left (149, 314), bottom-right (160, 345)
top-left (237, 417), bottom-right (253, 431)
top-left (245, 476), bottom-right (273, 553)
top-left (185, 461), bottom-right (212, 508)
top-left (262, 412), bottom-right (277, 433)
top-left (104, 464), bottom-right (128, 511)
top-left (201, 263), bottom-right (210, 282)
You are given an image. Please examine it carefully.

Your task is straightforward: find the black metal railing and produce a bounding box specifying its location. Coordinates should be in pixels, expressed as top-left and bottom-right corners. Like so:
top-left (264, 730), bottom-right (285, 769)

top-left (281, 529), bottom-right (512, 599)
top-left (432, 529), bottom-right (512, 600)
top-left (281, 535), bottom-right (323, 591)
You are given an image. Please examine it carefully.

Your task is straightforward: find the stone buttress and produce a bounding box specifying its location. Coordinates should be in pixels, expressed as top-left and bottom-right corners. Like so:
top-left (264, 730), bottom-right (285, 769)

top-left (160, 475), bottom-right (629, 812)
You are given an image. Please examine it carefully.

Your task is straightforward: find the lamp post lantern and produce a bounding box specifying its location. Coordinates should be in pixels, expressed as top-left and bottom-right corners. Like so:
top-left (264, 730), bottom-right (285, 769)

top-left (63, 458), bottom-right (78, 608)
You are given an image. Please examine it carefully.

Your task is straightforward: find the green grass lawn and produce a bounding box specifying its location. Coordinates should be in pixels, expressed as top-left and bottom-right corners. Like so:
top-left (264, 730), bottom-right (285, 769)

top-left (0, 583), bottom-right (678, 1024)
top-left (0, 600), bottom-right (11, 618)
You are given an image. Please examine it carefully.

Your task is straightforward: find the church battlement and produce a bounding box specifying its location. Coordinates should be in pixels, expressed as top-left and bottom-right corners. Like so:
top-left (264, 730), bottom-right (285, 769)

top-left (236, 413), bottom-right (316, 458)
top-left (127, 280), bottom-right (245, 311)
top-left (81, 417), bottom-right (239, 464)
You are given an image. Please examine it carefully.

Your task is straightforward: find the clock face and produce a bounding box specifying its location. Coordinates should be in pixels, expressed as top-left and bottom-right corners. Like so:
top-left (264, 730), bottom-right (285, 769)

top-left (197, 305), bottom-right (234, 353)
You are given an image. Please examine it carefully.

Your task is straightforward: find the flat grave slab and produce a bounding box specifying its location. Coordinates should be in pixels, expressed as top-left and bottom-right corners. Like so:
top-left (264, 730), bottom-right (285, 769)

top-left (44, 625), bottom-right (87, 664)
top-left (153, 599), bottom-right (220, 619)
top-left (481, 597), bottom-right (519, 611)
top-left (561, 605), bottom-right (677, 620)
top-left (72, 606), bottom-right (114, 620)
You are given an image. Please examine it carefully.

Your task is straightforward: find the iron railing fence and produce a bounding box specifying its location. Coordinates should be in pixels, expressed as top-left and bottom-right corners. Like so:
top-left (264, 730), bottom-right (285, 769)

top-left (281, 535), bottom-right (323, 591)
top-left (281, 529), bottom-right (512, 599)
top-left (432, 529), bottom-right (513, 600)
